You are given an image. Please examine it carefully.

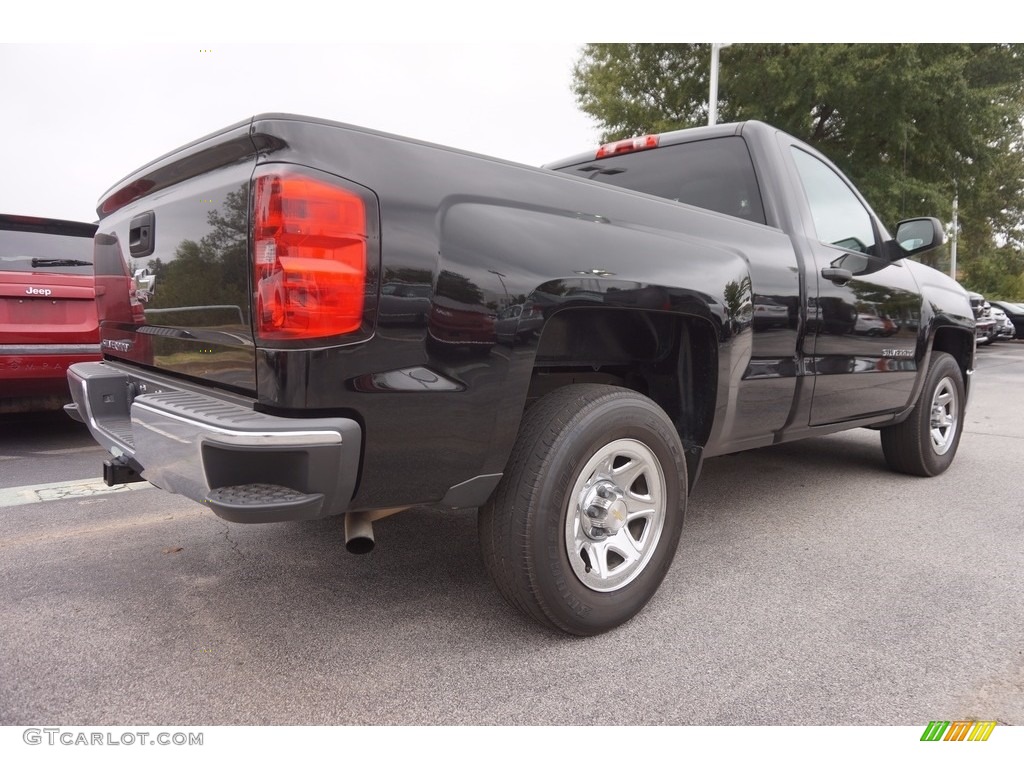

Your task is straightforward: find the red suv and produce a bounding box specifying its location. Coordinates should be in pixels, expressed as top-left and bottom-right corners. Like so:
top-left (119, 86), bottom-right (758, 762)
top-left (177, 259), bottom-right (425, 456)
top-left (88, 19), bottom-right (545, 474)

top-left (1, 214), bottom-right (102, 412)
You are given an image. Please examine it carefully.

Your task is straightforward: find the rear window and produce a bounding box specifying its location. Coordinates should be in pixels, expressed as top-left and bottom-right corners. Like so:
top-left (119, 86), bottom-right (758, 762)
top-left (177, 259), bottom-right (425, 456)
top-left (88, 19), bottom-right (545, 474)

top-left (0, 229), bottom-right (94, 275)
top-left (556, 135), bottom-right (766, 225)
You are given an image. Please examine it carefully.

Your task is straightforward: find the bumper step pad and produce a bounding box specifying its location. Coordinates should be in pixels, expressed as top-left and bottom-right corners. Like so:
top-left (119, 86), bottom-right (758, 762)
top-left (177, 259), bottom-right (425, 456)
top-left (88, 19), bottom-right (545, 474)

top-left (205, 484), bottom-right (325, 523)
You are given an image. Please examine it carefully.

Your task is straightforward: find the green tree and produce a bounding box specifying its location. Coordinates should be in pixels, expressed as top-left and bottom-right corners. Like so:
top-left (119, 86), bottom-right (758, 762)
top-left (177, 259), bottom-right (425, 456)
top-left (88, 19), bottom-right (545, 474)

top-left (436, 269), bottom-right (484, 305)
top-left (961, 246), bottom-right (1024, 299)
top-left (145, 185), bottom-right (251, 323)
top-left (573, 44), bottom-right (1024, 289)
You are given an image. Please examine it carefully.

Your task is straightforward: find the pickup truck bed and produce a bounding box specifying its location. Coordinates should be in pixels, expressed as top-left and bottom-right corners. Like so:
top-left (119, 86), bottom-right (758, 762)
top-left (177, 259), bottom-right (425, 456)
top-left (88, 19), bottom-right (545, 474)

top-left (67, 114), bottom-right (974, 634)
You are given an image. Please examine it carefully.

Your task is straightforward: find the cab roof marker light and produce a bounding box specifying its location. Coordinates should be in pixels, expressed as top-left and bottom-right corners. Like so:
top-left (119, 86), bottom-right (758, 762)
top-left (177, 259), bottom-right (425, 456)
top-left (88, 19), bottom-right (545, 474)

top-left (595, 135), bottom-right (660, 159)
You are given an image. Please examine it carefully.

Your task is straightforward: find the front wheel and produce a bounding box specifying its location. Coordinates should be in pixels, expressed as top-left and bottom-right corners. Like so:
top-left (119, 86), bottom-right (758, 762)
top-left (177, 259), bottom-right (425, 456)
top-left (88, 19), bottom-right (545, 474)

top-left (479, 384), bottom-right (687, 635)
top-left (880, 351), bottom-right (965, 477)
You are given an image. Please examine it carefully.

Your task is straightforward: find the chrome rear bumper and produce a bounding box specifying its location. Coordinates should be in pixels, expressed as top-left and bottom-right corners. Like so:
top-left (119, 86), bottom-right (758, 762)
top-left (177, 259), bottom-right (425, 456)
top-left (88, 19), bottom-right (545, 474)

top-left (66, 361), bottom-right (361, 522)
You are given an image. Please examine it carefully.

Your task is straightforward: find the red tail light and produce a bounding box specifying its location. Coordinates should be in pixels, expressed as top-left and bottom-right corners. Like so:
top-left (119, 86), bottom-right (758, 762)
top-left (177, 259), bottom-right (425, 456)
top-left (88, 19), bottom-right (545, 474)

top-left (595, 135), bottom-right (659, 158)
top-left (253, 169), bottom-right (367, 340)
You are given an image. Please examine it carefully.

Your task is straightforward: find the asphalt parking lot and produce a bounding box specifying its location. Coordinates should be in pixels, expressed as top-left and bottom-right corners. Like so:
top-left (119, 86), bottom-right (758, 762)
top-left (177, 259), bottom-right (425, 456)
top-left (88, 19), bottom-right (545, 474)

top-left (1, 343), bottom-right (1022, 726)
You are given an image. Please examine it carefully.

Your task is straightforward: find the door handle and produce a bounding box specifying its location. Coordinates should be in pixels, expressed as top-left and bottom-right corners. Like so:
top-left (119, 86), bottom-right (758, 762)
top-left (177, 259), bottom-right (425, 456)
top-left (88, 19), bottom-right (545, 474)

top-left (129, 211), bottom-right (156, 258)
top-left (822, 267), bottom-right (854, 285)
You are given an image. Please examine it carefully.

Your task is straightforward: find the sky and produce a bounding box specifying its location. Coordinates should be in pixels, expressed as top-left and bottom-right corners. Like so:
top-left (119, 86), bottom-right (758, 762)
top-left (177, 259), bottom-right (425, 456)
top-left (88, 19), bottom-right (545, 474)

top-left (0, 42), bottom-right (599, 223)
top-left (2, 4), bottom-right (1003, 224)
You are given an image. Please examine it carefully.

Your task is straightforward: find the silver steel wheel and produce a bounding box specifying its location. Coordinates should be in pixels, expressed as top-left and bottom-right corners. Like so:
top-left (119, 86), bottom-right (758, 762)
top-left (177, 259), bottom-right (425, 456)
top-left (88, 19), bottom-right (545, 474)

top-left (481, 384), bottom-right (687, 634)
top-left (929, 376), bottom-right (958, 455)
top-left (565, 438), bottom-right (667, 593)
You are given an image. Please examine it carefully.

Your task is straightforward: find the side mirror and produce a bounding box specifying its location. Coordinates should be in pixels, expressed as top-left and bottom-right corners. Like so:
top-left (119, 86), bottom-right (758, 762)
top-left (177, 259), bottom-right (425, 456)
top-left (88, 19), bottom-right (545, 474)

top-left (890, 217), bottom-right (945, 259)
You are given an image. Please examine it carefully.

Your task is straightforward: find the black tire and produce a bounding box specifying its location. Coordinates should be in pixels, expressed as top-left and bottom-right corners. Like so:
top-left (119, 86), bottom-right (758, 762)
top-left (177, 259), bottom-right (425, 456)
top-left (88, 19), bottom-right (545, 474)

top-left (880, 351), bottom-right (965, 477)
top-left (479, 384), bottom-right (687, 635)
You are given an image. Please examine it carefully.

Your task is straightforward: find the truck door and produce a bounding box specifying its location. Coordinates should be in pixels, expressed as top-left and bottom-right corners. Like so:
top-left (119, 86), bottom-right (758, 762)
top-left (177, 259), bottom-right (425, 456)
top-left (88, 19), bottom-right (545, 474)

top-left (787, 146), bottom-right (922, 425)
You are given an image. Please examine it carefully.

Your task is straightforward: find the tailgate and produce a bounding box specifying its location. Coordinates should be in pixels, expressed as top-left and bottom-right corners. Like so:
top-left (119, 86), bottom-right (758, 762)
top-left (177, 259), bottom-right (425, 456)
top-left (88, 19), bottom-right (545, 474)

top-left (97, 120), bottom-right (259, 394)
top-left (0, 274), bottom-right (100, 345)
top-left (0, 218), bottom-right (100, 345)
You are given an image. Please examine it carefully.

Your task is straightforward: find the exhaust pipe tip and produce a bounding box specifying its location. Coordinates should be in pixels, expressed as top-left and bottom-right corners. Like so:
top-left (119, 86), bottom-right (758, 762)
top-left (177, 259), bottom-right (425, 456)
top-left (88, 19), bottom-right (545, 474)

top-left (346, 536), bottom-right (375, 555)
top-left (344, 512), bottom-right (375, 554)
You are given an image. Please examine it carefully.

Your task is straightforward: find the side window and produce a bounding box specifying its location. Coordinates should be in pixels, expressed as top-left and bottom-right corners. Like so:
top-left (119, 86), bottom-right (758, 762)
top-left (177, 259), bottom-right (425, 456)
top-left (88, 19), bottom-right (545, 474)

top-left (558, 136), bottom-right (767, 225)
top-left (790, 148), bottom-right (875, 254)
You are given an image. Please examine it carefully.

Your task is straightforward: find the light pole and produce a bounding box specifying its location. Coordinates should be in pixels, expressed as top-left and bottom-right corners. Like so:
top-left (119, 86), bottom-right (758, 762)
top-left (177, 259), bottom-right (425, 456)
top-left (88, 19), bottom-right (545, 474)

top-left (489, 269), bottom-right (510, 308)
top-left (950, 184), bottom-right (958, 280)
top-left (709, 43), bottom-right (731, 126)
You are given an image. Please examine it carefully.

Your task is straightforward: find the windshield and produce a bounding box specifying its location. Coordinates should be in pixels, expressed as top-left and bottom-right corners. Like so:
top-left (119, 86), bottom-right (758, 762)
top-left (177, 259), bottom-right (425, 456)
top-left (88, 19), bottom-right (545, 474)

top-left (0, 229), bottom-right (94, 276)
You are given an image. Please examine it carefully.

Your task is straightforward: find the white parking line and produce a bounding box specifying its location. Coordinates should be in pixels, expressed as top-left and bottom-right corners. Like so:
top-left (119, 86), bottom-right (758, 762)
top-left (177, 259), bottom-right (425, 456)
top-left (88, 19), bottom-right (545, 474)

top-left (0, 478), bottom-right (153, 507)
top-left (36, 446), bottom-right (106, 456)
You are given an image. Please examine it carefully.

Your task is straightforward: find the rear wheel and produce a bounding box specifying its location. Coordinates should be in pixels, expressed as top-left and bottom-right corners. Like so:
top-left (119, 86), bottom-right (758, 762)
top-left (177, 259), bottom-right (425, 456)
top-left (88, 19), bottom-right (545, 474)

top-left (880, 351), bottom-right (965, 477)
top-left (479, 384), bottom-right (686, 635)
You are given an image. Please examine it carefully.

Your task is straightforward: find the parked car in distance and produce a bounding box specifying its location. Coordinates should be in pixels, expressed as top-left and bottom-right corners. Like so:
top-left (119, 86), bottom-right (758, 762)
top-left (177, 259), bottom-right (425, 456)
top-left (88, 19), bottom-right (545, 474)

top-left (968, 292), bottom-right (997, 346)
top-left (989, 305), bottom-right (1016, 341)
top-left (1, 213), bottom-right (141, 413)
top-left (854, 311), bottom-right (898, 337)
top-left (989, 300), bottom-right (1024, 340)
top-left (495, 301), bottom-right (545, 344)
top-left (1, 214), bottom-right (101, 412)
top-left (751, 296), bottom-right (790, 329)
top-left (379, 281), bottom-right (431, 325)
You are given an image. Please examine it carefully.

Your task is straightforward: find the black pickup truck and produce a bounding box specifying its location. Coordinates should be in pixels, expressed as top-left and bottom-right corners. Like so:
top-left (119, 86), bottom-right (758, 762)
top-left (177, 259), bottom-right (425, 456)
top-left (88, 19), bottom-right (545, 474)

top-left (66, 115), bottom-right (974, 635)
